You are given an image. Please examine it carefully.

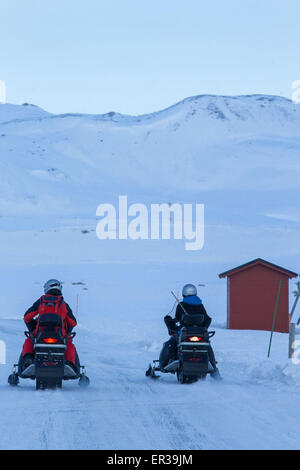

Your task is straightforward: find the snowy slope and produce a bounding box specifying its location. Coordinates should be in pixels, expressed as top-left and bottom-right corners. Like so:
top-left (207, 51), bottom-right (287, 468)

top-left (0, 95), bottom-right (300, 449)
top-left (0, 95), bottom-right (299, 275)
top-left (0, 94), bottom-right (300, 215)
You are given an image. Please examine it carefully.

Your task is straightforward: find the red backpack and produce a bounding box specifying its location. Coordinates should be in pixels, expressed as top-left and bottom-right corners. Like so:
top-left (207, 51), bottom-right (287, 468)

top-left (38, 295), bottom-right (65, 316)
top-left (36, 295), bottom-right (68, 334)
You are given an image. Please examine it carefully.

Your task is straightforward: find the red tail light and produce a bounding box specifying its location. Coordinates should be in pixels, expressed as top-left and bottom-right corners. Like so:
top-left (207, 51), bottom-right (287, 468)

top-left (43, 338), bottom-right (58, 344)
top-left (188, 336), bottom-right (202, 342)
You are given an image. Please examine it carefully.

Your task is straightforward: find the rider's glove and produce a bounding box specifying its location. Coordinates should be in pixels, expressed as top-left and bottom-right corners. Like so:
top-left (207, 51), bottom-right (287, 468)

top-left (27, 319), bottom-right (37, 332)
top-left (164, 315), bottom-right (174, 329)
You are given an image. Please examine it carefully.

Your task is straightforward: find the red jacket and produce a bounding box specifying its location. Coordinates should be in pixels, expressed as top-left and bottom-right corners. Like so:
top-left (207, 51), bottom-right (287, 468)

top-left (24, 293), bottom-right (77, 337)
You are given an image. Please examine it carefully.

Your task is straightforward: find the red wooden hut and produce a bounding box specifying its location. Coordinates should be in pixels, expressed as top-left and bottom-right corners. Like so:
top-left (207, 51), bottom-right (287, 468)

top-left (219, 258), bottom-right (297, 333)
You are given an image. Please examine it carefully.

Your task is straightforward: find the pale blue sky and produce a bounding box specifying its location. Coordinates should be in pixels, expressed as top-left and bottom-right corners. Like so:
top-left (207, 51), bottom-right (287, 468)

top-left (1, 0), bottom-right (300, 115)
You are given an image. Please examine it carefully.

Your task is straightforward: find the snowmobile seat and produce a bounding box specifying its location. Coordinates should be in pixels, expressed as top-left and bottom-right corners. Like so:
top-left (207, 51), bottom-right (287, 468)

top-left (38, 313), bottom-right (63, 330)
top-left (181, 313), bottom-right (205, 327)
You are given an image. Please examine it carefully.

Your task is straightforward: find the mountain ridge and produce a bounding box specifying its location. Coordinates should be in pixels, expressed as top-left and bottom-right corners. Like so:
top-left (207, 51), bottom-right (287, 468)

top-left (0, 93), bottom-right (299, 216)
top-left (0, 93), bottom-right (297, 125)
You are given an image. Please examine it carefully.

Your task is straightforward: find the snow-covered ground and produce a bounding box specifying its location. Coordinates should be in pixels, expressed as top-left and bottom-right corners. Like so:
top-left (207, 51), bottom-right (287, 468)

top-left (0, 96), bottom-right (300, 449)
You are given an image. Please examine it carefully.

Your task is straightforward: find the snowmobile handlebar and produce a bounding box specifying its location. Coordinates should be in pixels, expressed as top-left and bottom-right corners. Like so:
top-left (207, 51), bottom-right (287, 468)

top-left (24, 330), bottom-right (77, 340)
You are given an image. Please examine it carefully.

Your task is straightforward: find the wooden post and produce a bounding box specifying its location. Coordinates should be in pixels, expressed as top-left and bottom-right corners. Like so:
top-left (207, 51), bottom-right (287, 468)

top-left (290, 280), bottom-right (300, 321)
top-left (267, 280), bottom-right (282, 358)
top-left (289, 322), bottom-right (296, 359)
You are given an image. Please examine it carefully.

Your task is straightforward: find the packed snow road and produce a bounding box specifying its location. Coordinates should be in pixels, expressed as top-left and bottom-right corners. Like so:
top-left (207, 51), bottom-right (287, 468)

top-left (1, 313), bottom-right (300, 450)
top-left (0, 224), bottom-right (299, 450)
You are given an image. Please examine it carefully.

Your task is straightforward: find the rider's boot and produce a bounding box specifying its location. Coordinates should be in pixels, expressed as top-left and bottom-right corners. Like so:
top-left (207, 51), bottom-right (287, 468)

top-left (22, 353), bottom-right (34, 372)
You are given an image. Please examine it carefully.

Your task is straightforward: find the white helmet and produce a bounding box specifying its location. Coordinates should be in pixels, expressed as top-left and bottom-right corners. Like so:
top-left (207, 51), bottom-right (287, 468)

top-left (182, 283), bottom-right (197, 297)
top-left (43, 279), bottom-right (62, 294)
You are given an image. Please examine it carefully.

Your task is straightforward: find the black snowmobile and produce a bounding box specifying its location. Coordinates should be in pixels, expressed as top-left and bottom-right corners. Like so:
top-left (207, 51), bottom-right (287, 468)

top-left (146, 313), bottom-right (221, 384)
top-left (8, 313), bottom-right (90, 390)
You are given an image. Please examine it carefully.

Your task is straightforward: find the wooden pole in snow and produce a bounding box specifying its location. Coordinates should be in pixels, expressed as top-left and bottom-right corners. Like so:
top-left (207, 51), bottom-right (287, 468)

top-left (290, 280), bottom-right (300, 322)
top-left (288, 279), bottom-right (300, 359)
top-left (288, 322), bottom-right (296, 359)
top-left (267, 280), bottom-right (282, 358)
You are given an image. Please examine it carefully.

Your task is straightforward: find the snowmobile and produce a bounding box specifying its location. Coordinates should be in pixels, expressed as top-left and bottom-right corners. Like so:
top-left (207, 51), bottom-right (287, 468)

top-left (146, 316), bottom-right (220, 384)
top-left (8, 313), bottom-right (90, 390)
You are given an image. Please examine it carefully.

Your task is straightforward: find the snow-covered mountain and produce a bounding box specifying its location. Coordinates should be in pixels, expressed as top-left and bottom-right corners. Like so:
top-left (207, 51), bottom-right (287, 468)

top-left (0, 95), bottom-right (300, 450)
top-left (0, 94), bottom-right (300, 216)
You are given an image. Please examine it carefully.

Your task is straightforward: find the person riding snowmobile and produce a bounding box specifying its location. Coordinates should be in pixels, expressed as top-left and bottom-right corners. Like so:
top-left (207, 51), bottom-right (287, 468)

top-left (21, 279), bottom-right (79, 373)
top-left (162, 283), bottom-right (219, 374)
